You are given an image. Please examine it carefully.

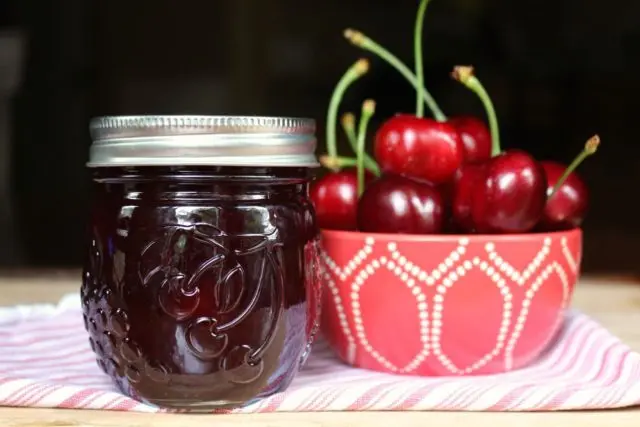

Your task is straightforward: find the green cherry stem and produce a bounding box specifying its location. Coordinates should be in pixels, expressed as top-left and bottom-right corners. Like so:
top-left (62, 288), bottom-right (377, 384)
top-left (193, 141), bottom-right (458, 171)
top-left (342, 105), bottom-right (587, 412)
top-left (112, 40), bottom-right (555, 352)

top-left (549, 135), bottom-right (600, 198)
top-left (357, 100), bottom-right (376, 196)
top-left (341, 113), bottom-right (358, 149)
top-left (452, 66), bottom-right (501, 157)
top-left (320, 155), bottom-right (380, 176)
top-left (326, 58), bottom-right (370, 158)
top-left (414, 0), bottom-right (431, 118)
top-left (341, 112), bottom-right (380, 176)
top-left (320, 155), bottom-right (380, 175)
top-left (319, 155), bottom-right (358, 171)
top-left (344, 28), bottom-right (446, 122)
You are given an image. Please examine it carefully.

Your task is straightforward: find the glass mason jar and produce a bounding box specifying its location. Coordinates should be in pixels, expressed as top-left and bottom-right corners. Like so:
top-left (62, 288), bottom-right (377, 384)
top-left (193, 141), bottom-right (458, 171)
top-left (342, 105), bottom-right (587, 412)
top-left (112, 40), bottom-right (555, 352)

top-left (82, 116), bottom-right (322, 410)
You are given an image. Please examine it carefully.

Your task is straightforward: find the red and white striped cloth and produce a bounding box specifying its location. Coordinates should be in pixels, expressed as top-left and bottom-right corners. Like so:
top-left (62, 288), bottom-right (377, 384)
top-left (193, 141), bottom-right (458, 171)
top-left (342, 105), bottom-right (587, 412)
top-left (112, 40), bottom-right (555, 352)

top-left (1, 294), bottom-right (640, 413)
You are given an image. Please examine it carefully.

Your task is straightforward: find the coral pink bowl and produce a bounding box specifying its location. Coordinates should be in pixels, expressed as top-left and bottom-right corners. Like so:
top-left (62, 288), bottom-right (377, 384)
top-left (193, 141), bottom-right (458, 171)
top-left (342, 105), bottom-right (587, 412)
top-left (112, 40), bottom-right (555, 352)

top-left (319, 228), bottom-right (582, 376)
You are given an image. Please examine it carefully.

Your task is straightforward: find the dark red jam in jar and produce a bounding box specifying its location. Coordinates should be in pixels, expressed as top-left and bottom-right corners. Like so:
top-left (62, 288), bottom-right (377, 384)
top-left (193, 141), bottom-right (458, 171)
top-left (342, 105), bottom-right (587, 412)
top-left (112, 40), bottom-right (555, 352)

top-left (82, 116), bottom-right (322, 410)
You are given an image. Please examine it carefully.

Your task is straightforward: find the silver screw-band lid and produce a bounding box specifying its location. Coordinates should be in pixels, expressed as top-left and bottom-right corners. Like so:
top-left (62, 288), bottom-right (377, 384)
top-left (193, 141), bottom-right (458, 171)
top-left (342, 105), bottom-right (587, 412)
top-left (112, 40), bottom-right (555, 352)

top-left (87, 115), bottom-right (319, 168)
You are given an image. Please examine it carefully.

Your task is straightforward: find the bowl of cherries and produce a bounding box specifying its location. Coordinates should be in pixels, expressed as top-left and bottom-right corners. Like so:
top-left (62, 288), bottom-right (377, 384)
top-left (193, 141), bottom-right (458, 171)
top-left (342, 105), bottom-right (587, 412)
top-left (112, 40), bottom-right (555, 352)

top-left (310, 1), bottom-right (599, 376)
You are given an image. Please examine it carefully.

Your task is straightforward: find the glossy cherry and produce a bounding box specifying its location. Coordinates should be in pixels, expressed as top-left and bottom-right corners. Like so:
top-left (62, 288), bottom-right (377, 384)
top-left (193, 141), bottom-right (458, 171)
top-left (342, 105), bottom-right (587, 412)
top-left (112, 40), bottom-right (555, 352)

top-left (538, 161), bottom-right (588, 231)
top-left (344, 26), bottom-right (484, 182)
top-left (357, 173), bottom-right (444, 234)
top-left (455, 150), bottom-right (547, 233)
top-left (449, 116), bottom-right (492, 163)
top-left (537, 136), bottom-right (599, 231)
top-left (346, 4), bottom-right (466, 186)
top-left (374, 115), bottom-right (464, 185)
top-left (310, 169), bottom-right (373, 231)
top-left (451, 66), bottom-right (547, 234)
top-left (450, 162), bottom-right (485, 232)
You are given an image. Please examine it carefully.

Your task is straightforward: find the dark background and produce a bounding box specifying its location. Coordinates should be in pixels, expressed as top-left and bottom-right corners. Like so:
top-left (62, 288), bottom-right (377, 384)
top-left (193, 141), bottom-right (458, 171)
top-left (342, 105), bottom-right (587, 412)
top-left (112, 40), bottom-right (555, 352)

top-left (0, 0), bottom-right (636, 273)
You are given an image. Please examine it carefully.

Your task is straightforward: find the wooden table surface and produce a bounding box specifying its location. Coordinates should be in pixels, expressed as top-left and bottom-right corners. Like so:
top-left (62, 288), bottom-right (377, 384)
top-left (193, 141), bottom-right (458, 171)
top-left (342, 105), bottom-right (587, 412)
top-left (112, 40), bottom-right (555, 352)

top-left (0, 272), bottom-right (639, 427)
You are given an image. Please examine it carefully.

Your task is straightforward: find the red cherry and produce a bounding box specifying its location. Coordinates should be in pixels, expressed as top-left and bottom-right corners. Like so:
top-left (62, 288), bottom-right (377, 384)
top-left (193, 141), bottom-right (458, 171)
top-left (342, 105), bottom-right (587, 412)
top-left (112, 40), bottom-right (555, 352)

top-left (453, 150), bottom-right (547, 233)
top-left (374, 115), bottom-right (464, 185)
top-left (448, 116), bottom-right (492, 163)
top-left (310, 171), bottom-right (359, 231)
top-left (357, 174), bottom-right (444, 234)
top-left (536, 135), bottom-right (599, 231)
top-left (538, 161), bottom-right (588, 231)
top-left (450, 66), bottom-right (547, 233)
top-left (451, 162), bottom-right (486, 232)
top-left (310, 169), bottom-right (373, 231)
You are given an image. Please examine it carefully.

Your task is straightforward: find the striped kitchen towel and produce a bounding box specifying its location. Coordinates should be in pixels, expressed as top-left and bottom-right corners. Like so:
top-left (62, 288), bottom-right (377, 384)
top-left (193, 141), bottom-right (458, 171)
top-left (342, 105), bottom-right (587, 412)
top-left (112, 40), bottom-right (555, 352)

top-left (1, 294), bottom-right (639, 413)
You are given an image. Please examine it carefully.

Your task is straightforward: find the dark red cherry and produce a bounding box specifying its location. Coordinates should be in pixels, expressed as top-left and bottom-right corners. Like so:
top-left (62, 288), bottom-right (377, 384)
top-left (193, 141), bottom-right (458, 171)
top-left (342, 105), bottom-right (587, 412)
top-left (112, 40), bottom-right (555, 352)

top-left (374, 115), bottom-right (464, 185)
top-left (310, 169), bottom-right (372, 231)
top-left (448, 116), bottom-right (492, 163)
top-left (458, 150), bottom-right (547, 233)
top-left (452, 150), bottom-right (548, 233)
top-left (310, 170), bottom-right (359, 231)
top-left (450, 162), bottom-right (487, 233)
top-left (537, 135), bottom-right (599, 231)
top-left (357, 174), bottom-right (444, 234)
top-left (450, 66), bottom-right (547, 234)
top-left (538, 161), bottom-right (588, 231)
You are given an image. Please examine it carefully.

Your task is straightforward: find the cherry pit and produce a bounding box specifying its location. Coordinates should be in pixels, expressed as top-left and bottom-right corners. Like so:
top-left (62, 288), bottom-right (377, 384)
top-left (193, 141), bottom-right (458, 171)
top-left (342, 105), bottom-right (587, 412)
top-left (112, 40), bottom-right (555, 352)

top-left (310, 0), bottom-right (600, 235)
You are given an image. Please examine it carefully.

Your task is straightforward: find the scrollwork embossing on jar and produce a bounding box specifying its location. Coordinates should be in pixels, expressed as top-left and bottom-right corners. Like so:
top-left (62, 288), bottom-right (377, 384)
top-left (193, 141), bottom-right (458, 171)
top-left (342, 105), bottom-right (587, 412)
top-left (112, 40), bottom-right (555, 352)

top-left (138, 222), bottom-right (287, 379)
top-left (177, 235), bottom-right (285, 383)
top-left (138, 224), bottom-right (229, 321)
top-left (221, 345), bottom-right (265, 385)
top-left (220, 243), bottom-right (286, 385)
top-left (158, 270), bottom-right (200, 322)
top-left (185, 318), bottom-right (229, 360)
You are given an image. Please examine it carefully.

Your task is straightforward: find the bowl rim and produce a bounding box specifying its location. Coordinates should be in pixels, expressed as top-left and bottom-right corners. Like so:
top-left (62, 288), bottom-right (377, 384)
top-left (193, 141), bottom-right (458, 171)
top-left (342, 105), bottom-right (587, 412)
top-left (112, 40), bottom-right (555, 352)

top-left (319, 227), bottom-right (582, 242)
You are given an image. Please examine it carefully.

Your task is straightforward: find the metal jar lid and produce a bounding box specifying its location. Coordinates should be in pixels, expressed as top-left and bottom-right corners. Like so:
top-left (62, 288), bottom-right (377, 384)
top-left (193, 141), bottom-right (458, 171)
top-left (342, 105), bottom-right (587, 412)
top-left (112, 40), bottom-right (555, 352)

top-left (87, 115), bottom-right (319, 168)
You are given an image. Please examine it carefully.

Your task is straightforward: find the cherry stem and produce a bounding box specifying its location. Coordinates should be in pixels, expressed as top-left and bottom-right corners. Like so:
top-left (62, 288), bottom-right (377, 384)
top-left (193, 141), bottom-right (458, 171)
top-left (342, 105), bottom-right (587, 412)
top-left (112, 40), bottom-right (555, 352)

top-left (320, 155), bottom-right (380, 175)
top-left (344, 29), bottom-right (446, 122)
top-left (341, 113), bottom-right (380, 175)
top-left (452, 66), bottom-right (501, 156)
top-left (341, 113), bottom-right (358, 149)
top-left (319, 155), bottom-right (357, 170)
top-left (326, 59), bottom-right (370, 158)
top-left (414, 0), bottom-right (431, 118)
top-left (357, 100), bottom-right (376, 196)
top-left (549, 135), bottom-right (600, 198)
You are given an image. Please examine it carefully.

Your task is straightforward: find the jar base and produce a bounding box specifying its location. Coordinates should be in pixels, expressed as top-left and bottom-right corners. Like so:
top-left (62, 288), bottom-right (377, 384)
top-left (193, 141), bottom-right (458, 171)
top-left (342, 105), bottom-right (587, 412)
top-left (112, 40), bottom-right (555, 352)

top-left (131, 377), bottom-right (296, 411)
top-left (139, 397), bottom-right (261, 412)
top-left (114, 364), bottom-right (300, 411)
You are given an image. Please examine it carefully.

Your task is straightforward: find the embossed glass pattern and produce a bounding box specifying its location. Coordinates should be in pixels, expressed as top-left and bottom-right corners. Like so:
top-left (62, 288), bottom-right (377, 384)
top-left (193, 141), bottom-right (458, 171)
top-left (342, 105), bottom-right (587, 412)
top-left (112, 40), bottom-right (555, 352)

top-left (82, 165), bottom-right (321, 410)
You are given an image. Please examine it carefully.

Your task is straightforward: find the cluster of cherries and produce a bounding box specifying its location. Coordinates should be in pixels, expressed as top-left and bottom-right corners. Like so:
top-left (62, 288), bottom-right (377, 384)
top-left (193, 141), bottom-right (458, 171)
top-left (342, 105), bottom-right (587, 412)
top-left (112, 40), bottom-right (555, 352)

top-left (310, 0), bottom-right (599, 235)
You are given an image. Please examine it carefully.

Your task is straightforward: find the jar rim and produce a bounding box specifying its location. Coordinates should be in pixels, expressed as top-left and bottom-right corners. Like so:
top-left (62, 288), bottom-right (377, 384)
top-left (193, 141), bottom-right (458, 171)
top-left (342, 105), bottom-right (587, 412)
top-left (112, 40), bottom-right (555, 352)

top-left (87, 115), bottom-right (319, 168)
